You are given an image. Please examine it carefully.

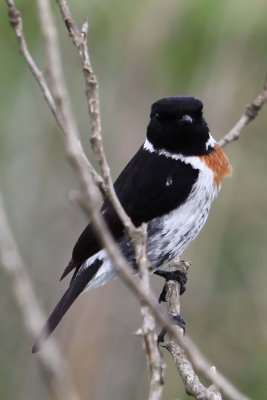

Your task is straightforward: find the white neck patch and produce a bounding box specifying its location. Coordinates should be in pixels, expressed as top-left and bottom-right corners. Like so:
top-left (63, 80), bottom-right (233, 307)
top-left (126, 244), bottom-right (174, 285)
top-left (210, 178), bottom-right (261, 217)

top-left (143, 134), bottom-right (216, 160)
top-left (143, 136), bottom-right (216, 172)
top-left (206, 135), bottom-right (217, 150)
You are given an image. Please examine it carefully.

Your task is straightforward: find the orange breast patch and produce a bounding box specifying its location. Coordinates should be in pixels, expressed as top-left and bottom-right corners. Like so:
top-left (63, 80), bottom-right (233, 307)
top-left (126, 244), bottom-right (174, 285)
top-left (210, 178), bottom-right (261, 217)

top-left (200, 145), bottom-right (232, 187)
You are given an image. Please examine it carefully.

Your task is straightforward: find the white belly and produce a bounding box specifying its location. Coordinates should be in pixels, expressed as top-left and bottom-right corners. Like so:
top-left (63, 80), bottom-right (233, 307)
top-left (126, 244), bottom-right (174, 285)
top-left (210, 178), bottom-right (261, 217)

top-left (147, 164), bottom-right (218, 266)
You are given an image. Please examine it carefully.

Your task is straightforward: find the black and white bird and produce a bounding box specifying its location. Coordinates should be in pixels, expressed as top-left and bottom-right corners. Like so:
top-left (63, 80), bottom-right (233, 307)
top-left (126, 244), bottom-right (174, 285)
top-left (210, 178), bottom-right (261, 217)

top-left (32, 96), bottom-right (231, 352)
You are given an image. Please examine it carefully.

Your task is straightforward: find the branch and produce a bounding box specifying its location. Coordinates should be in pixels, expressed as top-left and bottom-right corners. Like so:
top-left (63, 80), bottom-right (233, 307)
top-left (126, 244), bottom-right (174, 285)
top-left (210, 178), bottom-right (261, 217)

top-left (161, 262), bottom-right (222, 400)
top-left (166, 341), bottom-right (223, 400)
top-left (5, 0), bottom-right (103, 205)
top-left (137, 225), bottom-right (165, 400)
top-left (0, 194), bottom-right (81, 400)
top-left (219, 78), bottom-right (267, 147)
top-left (55, 0), bottom-right (135, 234)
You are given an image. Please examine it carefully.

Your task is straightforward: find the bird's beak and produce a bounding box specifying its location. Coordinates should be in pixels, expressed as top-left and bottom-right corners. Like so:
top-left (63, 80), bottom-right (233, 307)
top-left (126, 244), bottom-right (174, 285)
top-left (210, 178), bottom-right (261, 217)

top-left (180, 114), bottom-right (193, 125)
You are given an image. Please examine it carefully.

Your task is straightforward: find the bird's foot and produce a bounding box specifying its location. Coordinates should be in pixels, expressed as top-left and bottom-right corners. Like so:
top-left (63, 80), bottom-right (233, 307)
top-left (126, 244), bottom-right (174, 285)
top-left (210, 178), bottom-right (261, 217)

top-left (157, 314), bottom-right (186, 345)
top-left (154, 268), bottom-right (188, 302)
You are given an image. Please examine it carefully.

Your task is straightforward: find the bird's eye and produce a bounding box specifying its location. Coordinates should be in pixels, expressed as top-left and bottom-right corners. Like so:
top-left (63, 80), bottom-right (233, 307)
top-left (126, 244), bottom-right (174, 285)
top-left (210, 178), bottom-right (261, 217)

top-left (153, 111), bottom-right (177, 122)
top-left (195, 107), bottom-right (203, 116)
top-left (154, 112), bottom-right (169, 121)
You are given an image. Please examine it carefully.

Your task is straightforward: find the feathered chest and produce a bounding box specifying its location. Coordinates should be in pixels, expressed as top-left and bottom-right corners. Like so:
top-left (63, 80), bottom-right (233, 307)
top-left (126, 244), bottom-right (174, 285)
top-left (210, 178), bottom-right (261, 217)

top-left (146, 157), bottom-right (221, 267)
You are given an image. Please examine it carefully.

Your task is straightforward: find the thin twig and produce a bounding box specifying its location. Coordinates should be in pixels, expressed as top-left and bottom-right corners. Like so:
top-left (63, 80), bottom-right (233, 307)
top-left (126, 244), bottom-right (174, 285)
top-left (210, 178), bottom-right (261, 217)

top-left (6, 0), bottom-right (61, 126)
top-left (36, 0), bottom-right (68, 100)
top-left (6, 0), bottom-right (103, 201)
top-left (219, 78), bottom-right (267, 147)
top-left (0, 194), bottom-right (81, 400)
top-left (161, 262), bottom-right (222, 400)
top-left (165, 341), bottom-right (222, 400)
top-left (137, 225), bottom-right (165, 400)
top-left (55, 0), bottom-right (137, 236)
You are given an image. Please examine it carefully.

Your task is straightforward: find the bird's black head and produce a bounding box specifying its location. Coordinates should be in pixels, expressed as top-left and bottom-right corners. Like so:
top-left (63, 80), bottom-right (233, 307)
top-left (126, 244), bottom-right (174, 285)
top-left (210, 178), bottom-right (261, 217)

top-left (147, 96), bottom-right (212, 156)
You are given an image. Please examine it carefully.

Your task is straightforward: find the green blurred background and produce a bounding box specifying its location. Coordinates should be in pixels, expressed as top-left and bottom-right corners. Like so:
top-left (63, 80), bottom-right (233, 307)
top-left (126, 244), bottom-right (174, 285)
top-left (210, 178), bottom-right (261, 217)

top-left (1, 0), bottom-right (267, 399)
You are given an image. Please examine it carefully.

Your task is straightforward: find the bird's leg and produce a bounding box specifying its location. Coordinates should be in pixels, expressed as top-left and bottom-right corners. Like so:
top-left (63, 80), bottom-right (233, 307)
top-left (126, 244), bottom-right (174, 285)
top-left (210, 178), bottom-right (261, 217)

top-left (155, 261), bottom-right (190, 344)
top-left (154, 268), bottom-right (188, 302)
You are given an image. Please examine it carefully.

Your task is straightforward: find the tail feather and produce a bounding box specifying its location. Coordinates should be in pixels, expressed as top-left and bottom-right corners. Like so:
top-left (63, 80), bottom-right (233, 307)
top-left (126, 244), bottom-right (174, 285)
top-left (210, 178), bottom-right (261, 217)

top-left (59, 259), bottom-right (76, 281)
top-left (32, 259), bottom-right (102, 353)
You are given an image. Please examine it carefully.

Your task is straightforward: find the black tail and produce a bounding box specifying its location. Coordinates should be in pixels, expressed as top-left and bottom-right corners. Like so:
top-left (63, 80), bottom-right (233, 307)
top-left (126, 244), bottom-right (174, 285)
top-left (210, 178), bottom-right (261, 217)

top-left (32, 259), bottom-right (102, 353)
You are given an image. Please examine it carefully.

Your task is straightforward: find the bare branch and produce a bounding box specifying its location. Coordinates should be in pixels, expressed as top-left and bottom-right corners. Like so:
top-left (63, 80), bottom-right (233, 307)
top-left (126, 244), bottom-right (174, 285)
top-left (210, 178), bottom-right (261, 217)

top-left (55, 0), bottom-right (137, 235)
top-left (165, 341), bottom-right (222, 400)
top-left (36, 0), bottom-right (66, 98)
top-left (161, 262), bottom-right (222, 400)
top-left (0, 194), bottom-right (81, 400)
top-left (6, 0), bottom-right (62, 127)
top-left (55, 0), bottom-right (82, 47)
top-left (137, 225), bottom-right (165, 400)
top-left (219, 79), bottom-right (267, 147)
top-left (5, 0), bottom-right (103, 202)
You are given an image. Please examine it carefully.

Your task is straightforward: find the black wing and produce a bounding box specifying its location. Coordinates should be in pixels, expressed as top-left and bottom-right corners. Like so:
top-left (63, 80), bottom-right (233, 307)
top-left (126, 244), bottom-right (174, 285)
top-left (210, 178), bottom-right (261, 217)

top-left (62, 146), bottom-right (199, 281)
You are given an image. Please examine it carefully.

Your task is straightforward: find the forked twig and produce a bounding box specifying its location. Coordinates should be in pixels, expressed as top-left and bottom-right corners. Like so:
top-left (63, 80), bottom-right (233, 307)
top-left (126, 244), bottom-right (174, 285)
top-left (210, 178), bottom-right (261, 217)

top-left (219, 78), bottom-right (267, 147)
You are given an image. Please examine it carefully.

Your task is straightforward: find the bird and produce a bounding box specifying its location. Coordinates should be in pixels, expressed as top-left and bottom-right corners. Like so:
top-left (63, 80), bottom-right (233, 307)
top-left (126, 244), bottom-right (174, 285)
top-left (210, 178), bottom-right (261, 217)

top-left (32, 96), bottom-right (231, 353)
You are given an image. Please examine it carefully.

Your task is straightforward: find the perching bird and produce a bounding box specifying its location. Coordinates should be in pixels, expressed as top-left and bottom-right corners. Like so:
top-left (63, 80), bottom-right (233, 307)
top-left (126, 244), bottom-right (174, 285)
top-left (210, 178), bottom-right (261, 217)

top-left (32, 96), bottom-right (231, 352)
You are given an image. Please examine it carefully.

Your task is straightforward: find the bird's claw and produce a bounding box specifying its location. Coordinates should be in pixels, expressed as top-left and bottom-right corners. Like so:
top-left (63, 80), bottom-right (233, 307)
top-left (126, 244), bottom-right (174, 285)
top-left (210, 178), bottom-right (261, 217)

top-left (157, 314), bottom-right (186, 345)
top-left (154, 268), bottom-right (188, 301)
